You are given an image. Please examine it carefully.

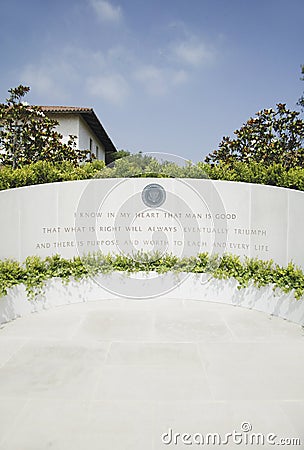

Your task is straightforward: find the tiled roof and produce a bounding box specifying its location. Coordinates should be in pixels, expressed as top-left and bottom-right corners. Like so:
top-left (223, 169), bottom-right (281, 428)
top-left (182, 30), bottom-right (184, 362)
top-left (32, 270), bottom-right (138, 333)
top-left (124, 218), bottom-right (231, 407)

top-left (40, 106), bottom-right (93, 113)
top-left (40, 106), bottom-right (117, 162)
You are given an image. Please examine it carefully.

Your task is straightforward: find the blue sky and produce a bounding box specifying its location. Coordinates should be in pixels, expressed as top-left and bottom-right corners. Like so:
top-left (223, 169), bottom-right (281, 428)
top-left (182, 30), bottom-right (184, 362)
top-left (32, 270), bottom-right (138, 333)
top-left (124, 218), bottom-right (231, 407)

top-left (1, 0), bottom-right (303, 161)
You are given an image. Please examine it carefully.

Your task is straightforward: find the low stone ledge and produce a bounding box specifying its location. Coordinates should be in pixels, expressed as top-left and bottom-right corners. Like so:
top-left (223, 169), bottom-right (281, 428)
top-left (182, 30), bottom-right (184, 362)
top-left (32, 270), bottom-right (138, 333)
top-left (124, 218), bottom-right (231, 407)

top-left (0, 273), bottom-right (303, 326)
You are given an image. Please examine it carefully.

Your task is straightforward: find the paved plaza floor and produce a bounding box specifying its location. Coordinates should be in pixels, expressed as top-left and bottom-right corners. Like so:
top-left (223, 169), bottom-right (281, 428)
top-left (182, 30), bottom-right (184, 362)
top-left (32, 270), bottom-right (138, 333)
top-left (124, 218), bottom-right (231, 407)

top-left (0, 297), bottom-right (303, 449)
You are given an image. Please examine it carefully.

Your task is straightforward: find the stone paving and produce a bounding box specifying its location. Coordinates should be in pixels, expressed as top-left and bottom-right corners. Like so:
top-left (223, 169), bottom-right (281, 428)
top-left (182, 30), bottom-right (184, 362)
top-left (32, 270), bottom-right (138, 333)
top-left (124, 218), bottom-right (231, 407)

top-left (0, 298), bottom-right (303, 449)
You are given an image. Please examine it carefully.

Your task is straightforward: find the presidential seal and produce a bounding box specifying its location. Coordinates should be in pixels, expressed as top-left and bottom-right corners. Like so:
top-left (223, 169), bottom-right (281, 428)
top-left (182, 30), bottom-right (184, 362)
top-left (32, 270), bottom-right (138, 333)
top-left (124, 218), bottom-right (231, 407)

top-left (142, 183), bottom-right (166, 208)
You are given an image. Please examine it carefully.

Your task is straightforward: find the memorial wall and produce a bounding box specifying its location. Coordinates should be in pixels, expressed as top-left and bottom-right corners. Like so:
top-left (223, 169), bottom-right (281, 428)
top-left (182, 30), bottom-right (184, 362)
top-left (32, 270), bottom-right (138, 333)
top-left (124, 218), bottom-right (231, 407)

top-left (0, 178), bottom-right (303, 269)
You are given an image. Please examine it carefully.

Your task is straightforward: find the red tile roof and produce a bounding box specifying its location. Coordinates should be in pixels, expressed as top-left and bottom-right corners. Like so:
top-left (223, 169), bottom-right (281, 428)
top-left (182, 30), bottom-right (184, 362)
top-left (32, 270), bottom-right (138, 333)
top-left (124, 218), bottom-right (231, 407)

top-left (40, 106), bottom-right (93, 113)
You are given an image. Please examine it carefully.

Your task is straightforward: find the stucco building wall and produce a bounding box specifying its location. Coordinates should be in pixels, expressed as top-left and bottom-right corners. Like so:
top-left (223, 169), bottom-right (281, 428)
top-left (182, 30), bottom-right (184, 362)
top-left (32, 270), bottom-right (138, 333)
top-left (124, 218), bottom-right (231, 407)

top-left (78, 116), bottom-right (105, 161)
top-left (48, 113), bottom-right (105, 161)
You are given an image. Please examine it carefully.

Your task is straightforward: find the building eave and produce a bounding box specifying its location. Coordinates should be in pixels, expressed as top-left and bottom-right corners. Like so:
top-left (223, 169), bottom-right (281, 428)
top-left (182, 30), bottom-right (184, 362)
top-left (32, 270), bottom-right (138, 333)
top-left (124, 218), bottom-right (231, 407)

top-left (40, 106), bottom-right (117, 163)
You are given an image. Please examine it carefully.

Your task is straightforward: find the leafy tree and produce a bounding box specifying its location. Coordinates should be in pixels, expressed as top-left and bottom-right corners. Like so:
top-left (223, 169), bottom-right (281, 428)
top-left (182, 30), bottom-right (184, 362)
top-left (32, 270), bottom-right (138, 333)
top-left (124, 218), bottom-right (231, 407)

top-left (0, 85), bottom-right (93, 169)
top-left (107, 149), bottom-right (131, 165)
top-left (97, 152), bottom-right (205, 178)
top-left (205, 103), bottom-right (304, 169)
top-left (297, 64), bottom-right (304, 112)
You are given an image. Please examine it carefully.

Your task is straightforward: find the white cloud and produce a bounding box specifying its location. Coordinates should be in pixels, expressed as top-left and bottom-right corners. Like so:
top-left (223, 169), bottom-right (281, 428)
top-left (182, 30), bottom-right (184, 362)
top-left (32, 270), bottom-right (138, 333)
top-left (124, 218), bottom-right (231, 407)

top-left (172, 69), bottom-right (189, 85)
top-left (20, 63), bottom-right (72, 102)
top-left (135, 65), bottom-right (189, 96)
top-left (18, 29), bottom-right (203, 108)
top-left (106, 45), bottom-right (134, 66)
top-left (135, 66), bottom-right (167, 96)
top-left (18, 46), bottom-right (131, 106)
top-left (86, 74), bottom-right (129, 105)
top-left (172, 40), bottom-right (213, 67)
top-left (63, 46), bottom-right (106, 71)
top-left (89, 0), bottom-right (122, 23)
top-left (22, 66), bottom-right (54, 94)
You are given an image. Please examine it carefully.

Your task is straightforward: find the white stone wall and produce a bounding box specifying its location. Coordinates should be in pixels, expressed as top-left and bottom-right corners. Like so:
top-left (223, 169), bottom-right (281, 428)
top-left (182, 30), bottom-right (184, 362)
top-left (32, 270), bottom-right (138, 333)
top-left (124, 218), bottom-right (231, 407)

top-left (0, 178), bottom-right (303, 268)
top-left (1, 274), bottom-right (303, 326)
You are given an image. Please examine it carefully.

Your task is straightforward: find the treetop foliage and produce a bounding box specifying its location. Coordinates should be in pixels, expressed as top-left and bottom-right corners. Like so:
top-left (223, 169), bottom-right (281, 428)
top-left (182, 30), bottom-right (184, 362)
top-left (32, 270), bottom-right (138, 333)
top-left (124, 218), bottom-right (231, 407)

top-left (0, 85), bottom-right (94, 169)
top-left (297, 64), bottom-right (304, 112)
top-left (205, 103), bottom-right (304, 169)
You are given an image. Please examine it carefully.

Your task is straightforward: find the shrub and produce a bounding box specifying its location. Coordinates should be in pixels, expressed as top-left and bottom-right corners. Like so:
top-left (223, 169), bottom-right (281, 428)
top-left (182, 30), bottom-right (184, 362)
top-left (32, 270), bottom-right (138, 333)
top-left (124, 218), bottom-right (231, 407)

top-left (0, 156), bottom-right (304, 191)
top-left (0, 160), bottom-right (105, 190)
top-left (0, 252), bottom-right (303, 301)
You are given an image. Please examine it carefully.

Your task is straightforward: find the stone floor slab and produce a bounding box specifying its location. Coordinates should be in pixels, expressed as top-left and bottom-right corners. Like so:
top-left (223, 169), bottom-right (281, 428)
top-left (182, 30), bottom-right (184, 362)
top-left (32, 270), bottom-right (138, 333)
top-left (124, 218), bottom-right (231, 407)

top-left (0, 298), bottom-right (303, 450)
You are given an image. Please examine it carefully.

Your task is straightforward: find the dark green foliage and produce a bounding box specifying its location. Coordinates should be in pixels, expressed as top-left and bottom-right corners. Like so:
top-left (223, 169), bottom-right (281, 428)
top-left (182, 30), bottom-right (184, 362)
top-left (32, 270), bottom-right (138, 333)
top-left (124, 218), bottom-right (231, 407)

top-left (199, 161), bottom-right (304, 191)
top-left (106, 149), bottom-right (131, 164)
top-left (97, 153), bottom-right (206, 178)
top-left (0, 85), bottom-right (94, 168)
top-left (0, 252), bottom-right (303, 301)
top-left (205, 104), bottom-right (304, 169)
top-left (1, 157), bottom-right (304, 191)
top-left (297, 64), bottom-right (304, 112)
top-left (0, 160), bottom-right (105, 190)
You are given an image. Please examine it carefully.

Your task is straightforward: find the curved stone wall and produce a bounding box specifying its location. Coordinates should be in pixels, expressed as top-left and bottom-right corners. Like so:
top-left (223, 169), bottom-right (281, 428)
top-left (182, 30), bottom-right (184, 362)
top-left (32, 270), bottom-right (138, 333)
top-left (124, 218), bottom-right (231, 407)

top-left (0, 178), bottom-right (303, 268)
top-left (0, 274), bottom-right (303, 327)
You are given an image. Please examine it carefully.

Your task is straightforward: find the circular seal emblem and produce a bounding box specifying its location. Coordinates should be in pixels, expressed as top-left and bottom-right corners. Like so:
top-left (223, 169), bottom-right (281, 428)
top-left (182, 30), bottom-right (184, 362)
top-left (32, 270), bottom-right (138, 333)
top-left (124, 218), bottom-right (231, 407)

top-left (142, 183), bottom-right (166, 208)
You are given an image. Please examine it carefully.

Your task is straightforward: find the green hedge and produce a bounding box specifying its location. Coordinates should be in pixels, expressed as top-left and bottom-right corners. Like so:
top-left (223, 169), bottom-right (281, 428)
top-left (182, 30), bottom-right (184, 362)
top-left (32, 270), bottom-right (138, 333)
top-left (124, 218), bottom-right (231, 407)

top-left (0, 157), bottom-right (304, 191)
top-left (0, 252), bottom-right (303, 300)
top-left (199, 161), bottom-right (304, 191)
top-left (0, 160), bottom-right (106, 190)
